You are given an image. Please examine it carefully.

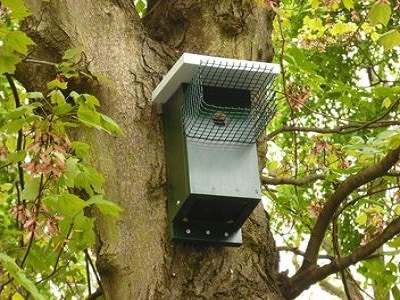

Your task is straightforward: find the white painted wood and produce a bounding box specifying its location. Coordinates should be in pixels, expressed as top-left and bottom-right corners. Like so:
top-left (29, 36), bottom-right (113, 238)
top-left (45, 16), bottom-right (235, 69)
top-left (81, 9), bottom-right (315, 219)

top-left (152, 53), bottom-right (280, 104)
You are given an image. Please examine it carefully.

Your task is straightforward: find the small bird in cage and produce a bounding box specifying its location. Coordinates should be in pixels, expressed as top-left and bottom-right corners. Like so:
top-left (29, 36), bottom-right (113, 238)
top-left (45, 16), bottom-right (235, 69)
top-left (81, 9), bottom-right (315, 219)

top-left (212, 111), bottom-right (228, 126)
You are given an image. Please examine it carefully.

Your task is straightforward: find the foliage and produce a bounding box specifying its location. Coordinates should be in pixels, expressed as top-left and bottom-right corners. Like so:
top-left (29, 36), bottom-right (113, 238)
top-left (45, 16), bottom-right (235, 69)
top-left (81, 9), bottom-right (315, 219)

top-left (2, 0), bottom-right (400, 298)
top-left (0, 1), bottom-right (122, 298)
top-left (262, 0), bottom-right (400, 298)
top-left (133, 0), bottom-right (147, 17)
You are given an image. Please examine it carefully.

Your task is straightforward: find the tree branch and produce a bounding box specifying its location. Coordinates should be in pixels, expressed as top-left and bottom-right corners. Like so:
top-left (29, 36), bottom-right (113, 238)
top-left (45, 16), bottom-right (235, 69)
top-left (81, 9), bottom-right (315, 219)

top-left (332, 216), bottom-right (352, 300)
top-left (266, 97), bottom-right (400, 141)
top-left (333, 185), bottom-right (397, 220)
top-left (262, 174), bottom-right (325, 186)
top-left (84, 249), bottom-right (103, 294)
top-left (319, 279), bottom-right (346, 299)
top-left (286, 216), bottom-right (400, 299)
top-left (277, 246), bottom-right (334, 260)
top-left (24, 58), bottom-right (58, 66)
top-left (297, 146), bottom-right (400, 271)
top-left (265, 120), bottom-right (400, 141)
top-left (5, 74), bottom-right (25, 191)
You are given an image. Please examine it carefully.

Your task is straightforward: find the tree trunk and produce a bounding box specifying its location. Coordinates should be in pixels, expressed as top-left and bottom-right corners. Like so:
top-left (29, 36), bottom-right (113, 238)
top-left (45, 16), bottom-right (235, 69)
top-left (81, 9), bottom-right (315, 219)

top-left (18, 0), bottom-right (283, 298)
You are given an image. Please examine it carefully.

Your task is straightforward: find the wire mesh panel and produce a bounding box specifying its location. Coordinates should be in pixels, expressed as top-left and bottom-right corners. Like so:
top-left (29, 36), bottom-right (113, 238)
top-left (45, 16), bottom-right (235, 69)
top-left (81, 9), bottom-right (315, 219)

top-left (183, 58), bottom-right (277, 143)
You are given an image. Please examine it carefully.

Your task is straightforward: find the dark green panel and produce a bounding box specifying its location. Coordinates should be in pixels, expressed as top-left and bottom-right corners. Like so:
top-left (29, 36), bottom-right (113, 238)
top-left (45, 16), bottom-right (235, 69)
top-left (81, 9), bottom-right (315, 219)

top-left (162, 87), bottom-right (190, 221)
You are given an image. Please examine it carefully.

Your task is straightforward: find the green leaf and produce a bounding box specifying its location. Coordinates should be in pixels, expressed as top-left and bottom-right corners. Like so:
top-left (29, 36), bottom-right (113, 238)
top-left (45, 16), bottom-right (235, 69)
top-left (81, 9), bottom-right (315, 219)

top-left (342, 0), bottom-right (353, 10)
top-left (100, 113), bottom-right (124, 135)
top-left (12, 292), bottom-right (24, 300)
top-left (47, 79), bottom-right (68, 90)
top-left (58, 193), bottom-right (86, 216)
top-left (0, 253), bottom-right (44, 300)
top-left (25, 92), bottom-right (44, 99)
top-left (58, 62), bottom-right (79, 78)
top-left (2, 0), bottom-right (31, 21)
top-left (374, 86), bottom-right (400, 98)
top-left (82, 94), bottom-right (100, 106)
top-left (86, 195), bottom-right (122, 217)
top-left (50, 89), bottom-right (66, 105)
top-left (392, 286), bottom-right (400, 300)
top-left (355, 213), bottom-right (367, 226)
top-left (91, 72), bottom-right (112, 83)
top-left (5, 31), bottom-right (35, 55)
top-left (69, 91), bottom-right (81, 101)
top-left (7, 106), bottom-right (29, 119)
top-left (330, 22), bottom-right (357, 35)
top-left (285, 45), bottom-right (317, 73)
top-left (309, 0), bottom-right (320, 9)
top-left (382, 97), bottom-right (391, 108)
top-left (75, 165), bottom-right (104, 196)
top-left (1, 119), bottom-right (25, 134)
top-left (0, 183), bottom-right (13, 192)
top-left (53, 103), bottom-right (73, 115)
top-left (349, 135), bottom-right (364, 144)
top-left (0, 54), bottom-right (21, 74)
top-left (135, 0), bottom-right (146, 15)
top-left (62, 47), bottom-right (82, 60)
top-left (388, 133), bottom-right (400, 150)
top-left (61, 157), bottom-right (79, 187)
top-left (378, 30), bottom-right (400, 51)
top-left (394, 205), bottom-right (400, 216)
top-left (69, 212), bottom-right (95, 251)
top-left (368, 3), bottom-right (391, 27)
top-left (22, 178), bottom-right (41, 201)
top-left (60, 121), bottom-right (79, 128)
top-left (77, 107), bottom-right (102, 130)
top-left (5, 150), bottom-right (26, 163)
top-left (387, 236), bottom-right (400, 248)
top-left (71, 141), bottom-right (90, 159)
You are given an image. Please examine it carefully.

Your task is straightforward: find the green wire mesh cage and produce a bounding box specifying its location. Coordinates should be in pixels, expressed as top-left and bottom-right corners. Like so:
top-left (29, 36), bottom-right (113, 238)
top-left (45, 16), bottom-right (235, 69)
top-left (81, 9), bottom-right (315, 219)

top-left (183, 59), bottom-right (277, 143)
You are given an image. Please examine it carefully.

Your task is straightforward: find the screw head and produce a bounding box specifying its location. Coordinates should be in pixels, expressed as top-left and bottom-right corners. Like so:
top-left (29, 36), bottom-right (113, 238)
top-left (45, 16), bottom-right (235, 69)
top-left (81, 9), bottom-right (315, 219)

top-left (212, 111), bottom-right (228, 126)
top-left (185, 229), bottom-right (191, 234)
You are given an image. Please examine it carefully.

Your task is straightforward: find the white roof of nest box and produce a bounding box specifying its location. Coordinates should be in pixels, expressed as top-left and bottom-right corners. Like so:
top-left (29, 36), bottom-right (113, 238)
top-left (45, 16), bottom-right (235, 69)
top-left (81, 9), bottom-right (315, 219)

top-left (152, 53), bottom-right (280, 104)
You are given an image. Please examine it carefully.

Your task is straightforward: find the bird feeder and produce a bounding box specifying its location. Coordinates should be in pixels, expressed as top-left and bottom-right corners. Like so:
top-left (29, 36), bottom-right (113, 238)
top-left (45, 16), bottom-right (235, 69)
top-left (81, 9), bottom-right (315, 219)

top-left (153, 53), bottom-right (279, 246)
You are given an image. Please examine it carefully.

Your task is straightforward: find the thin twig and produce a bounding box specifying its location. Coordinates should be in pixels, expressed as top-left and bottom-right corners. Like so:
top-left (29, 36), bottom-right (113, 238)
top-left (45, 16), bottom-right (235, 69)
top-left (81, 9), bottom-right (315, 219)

top-left (84, 249), bottom-right (103, 293)
top-left (344, 269), bottom-right (374, 300)
top-left (5, 74), bottom-right (25, 190)
top-left (333, 185), bottom-right (398, 219)
top-left (19, 227), bottom-right (35, 268)
top-left (276, 14), bottom-right (300, 197)
top-left (266, 120), bottom-right (400, 141)
top-left (5, 74), bottom-right (25, 248)
top-left (262, 174), bottom-right (325, 186)
top-left (332, 217), bottom-right (352, 299)
top-left (277, 246), bottom-right (334, 260)
top-left (85, 251), bottom-right (92, 296)
top-left (37, 222), bottom-right (74, 283)
top-left (24, 58), bottom-right (58, 66)
top-left (299, 146), bottom-right (400, 271)
top-left (287, 216), bottom-right (400, 298)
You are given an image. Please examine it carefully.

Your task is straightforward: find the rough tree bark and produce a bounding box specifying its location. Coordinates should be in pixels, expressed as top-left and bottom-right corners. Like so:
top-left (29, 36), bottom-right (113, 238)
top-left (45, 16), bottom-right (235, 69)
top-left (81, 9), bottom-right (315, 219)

top-left (17, 0), bottom-right (283, 299)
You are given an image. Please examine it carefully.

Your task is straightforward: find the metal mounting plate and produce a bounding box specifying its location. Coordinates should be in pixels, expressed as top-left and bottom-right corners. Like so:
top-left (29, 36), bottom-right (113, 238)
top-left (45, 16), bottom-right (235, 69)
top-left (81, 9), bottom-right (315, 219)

top-left (170, 222), bottom-right (243, 246)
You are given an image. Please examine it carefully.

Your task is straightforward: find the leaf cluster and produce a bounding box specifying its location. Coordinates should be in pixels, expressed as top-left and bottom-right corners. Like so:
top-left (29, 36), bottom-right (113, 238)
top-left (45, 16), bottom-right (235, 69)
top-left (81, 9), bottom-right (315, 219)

top-left (0, 2), bottom-right (123, 298)
top-left (262, 0), bottom-right (400, 298)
